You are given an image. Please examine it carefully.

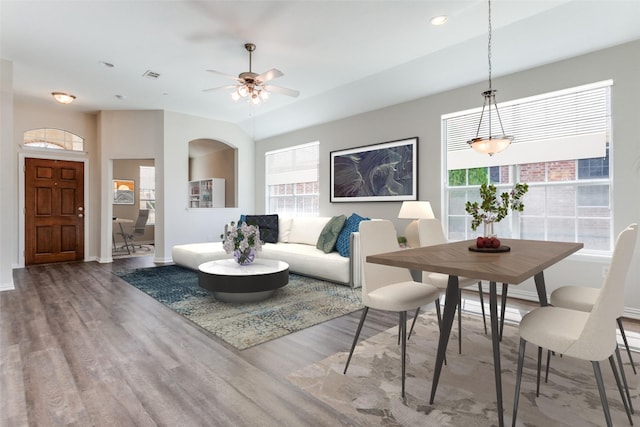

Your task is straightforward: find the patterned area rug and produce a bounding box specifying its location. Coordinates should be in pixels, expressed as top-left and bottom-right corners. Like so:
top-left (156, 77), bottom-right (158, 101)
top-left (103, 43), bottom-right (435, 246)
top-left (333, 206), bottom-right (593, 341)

top-left (288, 311), bottom-right (639, 426)
top-left (115, 265), bottom-right (362, 350)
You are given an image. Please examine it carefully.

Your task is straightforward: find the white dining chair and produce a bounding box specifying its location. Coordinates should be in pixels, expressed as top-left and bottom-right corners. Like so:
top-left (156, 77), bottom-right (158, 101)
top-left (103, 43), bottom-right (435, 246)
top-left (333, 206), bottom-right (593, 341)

top-left (550, 223), bottom-right (638, 375)
top-left (343, 220), bottom-right (441, 398)
top-left (409, 218), bottom-right (487, 354)
top-left (512, 223), bottom-right (638, 427)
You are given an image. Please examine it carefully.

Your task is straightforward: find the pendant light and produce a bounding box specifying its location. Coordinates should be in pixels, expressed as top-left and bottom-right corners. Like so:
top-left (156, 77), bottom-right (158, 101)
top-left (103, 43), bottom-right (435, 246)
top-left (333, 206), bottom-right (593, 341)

top-left (467, 0), bottom-right (513, 156)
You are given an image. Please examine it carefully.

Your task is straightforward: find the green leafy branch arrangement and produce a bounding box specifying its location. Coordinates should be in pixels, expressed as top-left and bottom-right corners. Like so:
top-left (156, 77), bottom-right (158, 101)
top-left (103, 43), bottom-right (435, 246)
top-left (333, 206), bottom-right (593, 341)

top-left (465, 182), bottom-right (529, 231)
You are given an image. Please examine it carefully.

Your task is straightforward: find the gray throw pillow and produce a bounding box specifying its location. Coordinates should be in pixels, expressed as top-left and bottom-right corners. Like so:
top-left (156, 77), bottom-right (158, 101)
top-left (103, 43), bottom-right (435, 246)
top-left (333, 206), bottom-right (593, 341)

top-left (316, 215), bottom-right (347, 253)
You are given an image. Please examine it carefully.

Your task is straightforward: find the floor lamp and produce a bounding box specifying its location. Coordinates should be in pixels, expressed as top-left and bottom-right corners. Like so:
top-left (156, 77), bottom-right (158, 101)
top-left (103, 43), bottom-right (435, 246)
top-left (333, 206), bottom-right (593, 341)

top-left (398, 201), bottom-right (435, 248)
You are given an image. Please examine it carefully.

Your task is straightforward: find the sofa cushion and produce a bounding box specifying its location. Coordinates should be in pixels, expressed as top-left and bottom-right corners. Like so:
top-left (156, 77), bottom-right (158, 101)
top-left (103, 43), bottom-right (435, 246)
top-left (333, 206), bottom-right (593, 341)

top-left (336, 213), bottom-right (370, 257)
top-left (260, 242), bottom-right (351, 284)
top-left (278, 217), bottom-right (293, 242)
top-left (316, 215), bottom-right (347, 253)
top-left (288, 217), bottom-right (331, 246)
top-left (245, 214), bottom-right (279, 243)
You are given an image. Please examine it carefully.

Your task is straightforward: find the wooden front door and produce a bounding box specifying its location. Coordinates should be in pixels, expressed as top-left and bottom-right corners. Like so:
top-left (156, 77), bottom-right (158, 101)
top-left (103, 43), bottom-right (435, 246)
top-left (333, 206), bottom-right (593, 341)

top-left (25, 158), bottom-right (85, 265)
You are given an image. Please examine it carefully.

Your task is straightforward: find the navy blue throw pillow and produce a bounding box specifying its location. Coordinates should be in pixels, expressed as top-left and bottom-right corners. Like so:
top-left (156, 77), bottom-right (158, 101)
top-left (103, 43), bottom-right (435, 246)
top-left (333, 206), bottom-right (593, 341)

top-left (245, 214), bottom-right (279, 243)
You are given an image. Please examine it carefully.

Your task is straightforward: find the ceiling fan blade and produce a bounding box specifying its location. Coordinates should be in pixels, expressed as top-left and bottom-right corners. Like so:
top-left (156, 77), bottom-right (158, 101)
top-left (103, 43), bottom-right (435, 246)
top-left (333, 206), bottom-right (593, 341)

top-left (264, 85), bottom-right (300, 98)
top-left (206, 70), bottom-right (243, 83)
top-left (203, 84), bottom-right (237, 93)
top-left (256, 68), bottom-right (284, 83)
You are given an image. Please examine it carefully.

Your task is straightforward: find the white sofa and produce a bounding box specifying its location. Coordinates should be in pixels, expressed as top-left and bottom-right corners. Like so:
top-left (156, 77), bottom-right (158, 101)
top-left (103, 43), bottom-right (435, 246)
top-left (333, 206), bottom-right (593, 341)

top-left (172, 216), bottom-right (362, 288)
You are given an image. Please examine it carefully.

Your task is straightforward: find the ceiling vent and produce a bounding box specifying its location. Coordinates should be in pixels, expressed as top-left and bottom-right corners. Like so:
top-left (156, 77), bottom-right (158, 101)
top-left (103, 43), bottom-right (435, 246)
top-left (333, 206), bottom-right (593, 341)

top-left (142, 70), bottom-right (160, 79)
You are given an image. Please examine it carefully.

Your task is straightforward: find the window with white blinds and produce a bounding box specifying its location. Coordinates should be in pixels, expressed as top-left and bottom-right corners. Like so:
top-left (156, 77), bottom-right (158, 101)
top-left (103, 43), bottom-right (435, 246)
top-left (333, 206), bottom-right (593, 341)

top-left (265, 141), bottom-right (319, 216)
top-left (444, 80), bottom-right (613, 252)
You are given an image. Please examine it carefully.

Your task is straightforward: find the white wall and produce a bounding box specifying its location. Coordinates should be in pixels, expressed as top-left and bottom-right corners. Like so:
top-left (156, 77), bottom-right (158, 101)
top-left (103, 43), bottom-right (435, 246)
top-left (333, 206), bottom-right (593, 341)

top-left (98, 110), bottom-right (255, 263)
top-left (256, 40), bottom-right (640, 316)
top-left (162, 111), bottom-right (254, 260)
top-left (0, 59), bottom-right (15, 290)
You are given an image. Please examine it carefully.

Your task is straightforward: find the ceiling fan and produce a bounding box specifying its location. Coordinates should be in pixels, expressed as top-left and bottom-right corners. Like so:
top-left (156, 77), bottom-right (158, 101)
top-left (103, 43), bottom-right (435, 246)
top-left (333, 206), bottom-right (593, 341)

top-left (204, 43), bottom-right (300, 105)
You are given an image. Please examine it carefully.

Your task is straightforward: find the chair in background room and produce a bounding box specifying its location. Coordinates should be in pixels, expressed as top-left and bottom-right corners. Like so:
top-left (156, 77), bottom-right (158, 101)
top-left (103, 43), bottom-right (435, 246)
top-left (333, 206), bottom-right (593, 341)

top-left (126, 209), bottom-right (150, 253)
top-left (550, 223), bottom-right (640, 376)
top-left (408, 218), bottom-right (487, 354)
top-left (512, 223), bottom-right (638, 427)
top-left (343, 220), bottom-right (441, 398)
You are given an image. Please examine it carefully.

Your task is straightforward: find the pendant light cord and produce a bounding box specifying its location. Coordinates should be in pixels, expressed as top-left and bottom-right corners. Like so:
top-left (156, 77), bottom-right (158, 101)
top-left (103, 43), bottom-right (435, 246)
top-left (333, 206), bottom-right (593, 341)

top-left (487, 0), bottom-right (493, 91)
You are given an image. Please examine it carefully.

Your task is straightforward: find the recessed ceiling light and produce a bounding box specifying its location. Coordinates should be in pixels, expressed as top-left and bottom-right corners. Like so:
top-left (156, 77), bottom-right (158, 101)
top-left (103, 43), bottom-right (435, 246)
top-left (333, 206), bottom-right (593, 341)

top-left (115, 94), bottom-right (127, 100)
top-left (99, 61), bottom-right (114, 68)
top-left (430, 15), bottom-right (448, 26)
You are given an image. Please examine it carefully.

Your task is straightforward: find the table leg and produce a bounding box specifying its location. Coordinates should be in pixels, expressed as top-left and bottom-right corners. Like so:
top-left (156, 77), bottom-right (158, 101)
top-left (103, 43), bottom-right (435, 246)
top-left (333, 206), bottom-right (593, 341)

top-left (429, 275), bottom-right (459, 404)
top-left (490, 281), bottom-right (504, 427)
top-left (534, 272), bottom-right (548, 306)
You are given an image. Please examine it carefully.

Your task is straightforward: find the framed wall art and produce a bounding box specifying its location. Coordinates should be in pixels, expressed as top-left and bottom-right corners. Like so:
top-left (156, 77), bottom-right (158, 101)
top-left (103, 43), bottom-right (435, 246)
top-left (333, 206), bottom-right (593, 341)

top-left (330, 137), bottom-right (418, 202)
top-left (113, 179), bottom-right (135, 205)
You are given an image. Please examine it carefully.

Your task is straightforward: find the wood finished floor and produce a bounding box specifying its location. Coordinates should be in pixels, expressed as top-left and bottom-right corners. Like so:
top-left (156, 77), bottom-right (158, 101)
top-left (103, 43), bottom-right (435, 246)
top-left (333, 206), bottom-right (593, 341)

top-left (2, 256), bottom-right (638, 426)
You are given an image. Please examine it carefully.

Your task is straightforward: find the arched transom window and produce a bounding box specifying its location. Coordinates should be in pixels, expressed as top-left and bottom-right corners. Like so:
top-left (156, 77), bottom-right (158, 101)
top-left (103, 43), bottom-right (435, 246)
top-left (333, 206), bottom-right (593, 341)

top-left (23, 128), bottom-right (84, 151)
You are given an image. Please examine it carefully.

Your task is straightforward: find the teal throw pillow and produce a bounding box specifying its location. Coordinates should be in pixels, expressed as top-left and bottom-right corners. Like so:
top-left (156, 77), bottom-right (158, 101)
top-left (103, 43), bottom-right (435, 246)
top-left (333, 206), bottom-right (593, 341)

top-left (316, 215), bottom-right (347, 253)
top-left (336, 213), bottom-right (370, 257)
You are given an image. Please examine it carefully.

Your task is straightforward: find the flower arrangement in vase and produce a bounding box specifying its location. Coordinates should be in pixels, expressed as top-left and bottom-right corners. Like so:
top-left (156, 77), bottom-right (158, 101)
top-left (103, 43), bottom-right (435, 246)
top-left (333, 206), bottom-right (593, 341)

top-left (465, 182), bottom-right (528, 248)
top-left (222, 222), bottom-right (263, 265)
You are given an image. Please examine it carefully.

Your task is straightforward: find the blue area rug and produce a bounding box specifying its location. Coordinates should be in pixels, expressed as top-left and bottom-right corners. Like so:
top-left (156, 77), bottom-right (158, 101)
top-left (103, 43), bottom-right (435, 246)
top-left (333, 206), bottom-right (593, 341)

top-left (115, 265), bottom-right (363, 350)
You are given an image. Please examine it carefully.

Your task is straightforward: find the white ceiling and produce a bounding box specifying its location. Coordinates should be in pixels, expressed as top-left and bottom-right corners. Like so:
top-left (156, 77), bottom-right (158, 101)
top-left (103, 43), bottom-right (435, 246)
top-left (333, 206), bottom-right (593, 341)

top-left (2, 1), bottom-right (640, 140)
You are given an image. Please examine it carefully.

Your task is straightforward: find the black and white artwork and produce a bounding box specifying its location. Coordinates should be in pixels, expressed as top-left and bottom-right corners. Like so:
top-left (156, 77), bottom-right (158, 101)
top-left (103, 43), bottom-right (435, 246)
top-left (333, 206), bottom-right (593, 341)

top-left (330, 137), bottom-right (418, 202)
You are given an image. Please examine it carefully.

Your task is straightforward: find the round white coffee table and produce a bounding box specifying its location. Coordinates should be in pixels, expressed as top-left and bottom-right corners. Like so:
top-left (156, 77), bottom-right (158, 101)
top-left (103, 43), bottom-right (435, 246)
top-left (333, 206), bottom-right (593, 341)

top-left (198, 258), bottom-right (289, 303)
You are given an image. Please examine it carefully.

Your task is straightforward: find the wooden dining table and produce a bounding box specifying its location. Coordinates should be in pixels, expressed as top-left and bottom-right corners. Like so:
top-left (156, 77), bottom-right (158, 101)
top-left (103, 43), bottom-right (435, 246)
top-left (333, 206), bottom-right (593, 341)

top-left (367, 238), bottom-right (583, 427)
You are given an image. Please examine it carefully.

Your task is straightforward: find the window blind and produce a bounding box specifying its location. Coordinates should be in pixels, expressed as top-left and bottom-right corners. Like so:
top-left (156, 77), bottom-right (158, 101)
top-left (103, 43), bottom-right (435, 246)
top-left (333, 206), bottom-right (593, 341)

top-left (265, 141), bottom-right (319, 186)
top-left (445, 80), bottom-right (612, 170)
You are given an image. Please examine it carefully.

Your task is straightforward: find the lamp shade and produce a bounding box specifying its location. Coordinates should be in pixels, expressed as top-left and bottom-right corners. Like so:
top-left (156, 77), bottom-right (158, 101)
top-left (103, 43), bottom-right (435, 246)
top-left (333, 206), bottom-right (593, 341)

top-left (398, 201), bottom-right (435, 220)
top-left (398, 201), bottom-right (435, 248)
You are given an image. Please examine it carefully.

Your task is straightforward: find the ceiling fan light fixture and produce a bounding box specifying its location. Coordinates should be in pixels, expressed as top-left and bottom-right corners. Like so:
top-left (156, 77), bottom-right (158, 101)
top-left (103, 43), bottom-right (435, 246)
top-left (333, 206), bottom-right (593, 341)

top-left (51, 91), bottom-right (76, 104)
top-left (467, 0), bottom-right (513, 156)
top-left (204, 42), bottom-right (299, 105)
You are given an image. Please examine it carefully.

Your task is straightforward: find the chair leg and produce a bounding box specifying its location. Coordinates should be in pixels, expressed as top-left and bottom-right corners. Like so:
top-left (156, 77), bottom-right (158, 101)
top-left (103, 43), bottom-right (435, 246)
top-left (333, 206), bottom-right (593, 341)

top-left (458, 289), bottom-right (463, 354)
top-left (400, 310), bottom-right (408, 398)
top-left (545, 349), bottom-right (551, 383)
top-left (512, 337), bottom-right (527, 427)
top-left (477, 281), bottom-right (487, 334)
top-left (618, 317), bottom-right (637, 375)
top-left (344, 307), bottom-right (369, 375)
top-left (536, 346), bottom-right (542, 397)
top-left (407, 307), bottom-right (420, 341)
top-left (593, 360), bottom-right (614, 427)
top-left (615, 346), bottom-right (635, 415)
top-left (500, 283), bottom-right (508, 341)
top-left (609, 351), bottom-right (633, 425)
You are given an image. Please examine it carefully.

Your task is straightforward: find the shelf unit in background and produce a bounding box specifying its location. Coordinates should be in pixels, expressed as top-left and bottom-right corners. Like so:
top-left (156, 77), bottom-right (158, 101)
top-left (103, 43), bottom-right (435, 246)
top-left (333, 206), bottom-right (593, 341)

top-left (188, 178), bottom-right (225, 208)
